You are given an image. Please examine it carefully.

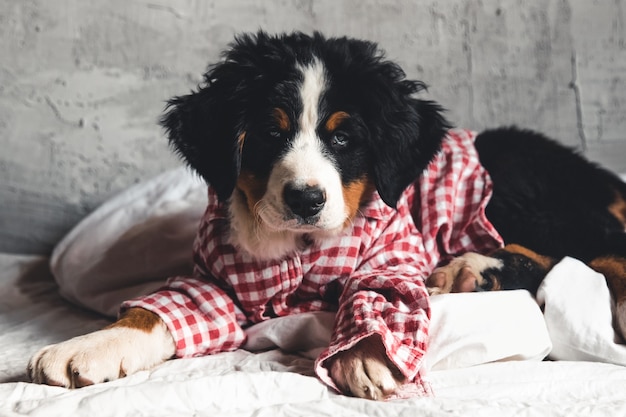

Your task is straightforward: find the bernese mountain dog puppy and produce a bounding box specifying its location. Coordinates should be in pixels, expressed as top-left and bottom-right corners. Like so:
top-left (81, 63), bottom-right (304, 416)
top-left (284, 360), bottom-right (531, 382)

top-left (28, 32), bottom-right (626, 401)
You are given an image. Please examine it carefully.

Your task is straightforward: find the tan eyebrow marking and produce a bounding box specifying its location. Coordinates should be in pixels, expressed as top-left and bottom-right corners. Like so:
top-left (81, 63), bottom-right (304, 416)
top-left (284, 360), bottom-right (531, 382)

top-left (273, 108), bottom-right (291, 131)
top-left (237, 132), bottom-right (246, 153)
top-left (608, 189), bottom-right (626, 226)
top-left (325, 111), bottom-right (350, 132)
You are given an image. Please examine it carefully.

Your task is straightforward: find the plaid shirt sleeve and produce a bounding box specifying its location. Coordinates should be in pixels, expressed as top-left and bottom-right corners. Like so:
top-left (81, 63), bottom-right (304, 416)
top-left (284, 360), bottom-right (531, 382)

top-left (314, 129), bottom-right (503, 397)
top-left (120, 276), bottom-right (248, 358)
top-left (314, 186), bottom-right (434, 397)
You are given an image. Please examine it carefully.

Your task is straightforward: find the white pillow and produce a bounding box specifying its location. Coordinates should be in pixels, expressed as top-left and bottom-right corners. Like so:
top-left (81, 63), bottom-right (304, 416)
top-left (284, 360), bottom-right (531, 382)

top-left (424, 290), bottom-right (552, 370)
top-left (51, 167), bottom-right (207, 317)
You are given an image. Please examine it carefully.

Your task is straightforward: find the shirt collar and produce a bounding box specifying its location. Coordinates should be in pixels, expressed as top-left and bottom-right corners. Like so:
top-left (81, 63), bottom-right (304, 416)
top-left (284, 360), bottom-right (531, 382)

top-left (358, 190), bottom-right (395, 221)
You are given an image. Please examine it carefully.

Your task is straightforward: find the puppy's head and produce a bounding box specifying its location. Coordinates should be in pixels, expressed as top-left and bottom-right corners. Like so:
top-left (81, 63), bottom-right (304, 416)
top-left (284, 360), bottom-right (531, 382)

top-left (162, 32), bottom-right (449, 246)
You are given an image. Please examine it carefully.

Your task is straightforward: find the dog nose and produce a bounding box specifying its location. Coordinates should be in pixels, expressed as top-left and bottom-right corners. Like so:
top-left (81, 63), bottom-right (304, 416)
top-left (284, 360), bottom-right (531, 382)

top-left (283, 184), bottom-right (326, 219)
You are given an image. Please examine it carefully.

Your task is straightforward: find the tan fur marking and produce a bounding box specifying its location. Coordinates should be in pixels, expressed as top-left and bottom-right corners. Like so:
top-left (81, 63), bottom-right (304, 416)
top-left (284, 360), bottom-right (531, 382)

top-left (237, 132), bottom-right (246, 154)
top-left (608, 189), bottom-right (626, 227)
top-left (108, 308), bottom-right (162, 333)
top-left (500, 244), bottom-right (556, 270)
top-left (273, 108), bottom-right (290, 132)
top-left (589, 256), bottom-right (626, 302)
top-left (325, 111), bottom-right (350, 132)
top-left (342, 177), bottom-right (374, 225)
top-left (236, 170), bottom-right (268, 214)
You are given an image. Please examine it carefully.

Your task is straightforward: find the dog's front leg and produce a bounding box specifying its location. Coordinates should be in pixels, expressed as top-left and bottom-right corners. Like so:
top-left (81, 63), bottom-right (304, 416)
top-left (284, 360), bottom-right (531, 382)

top-left (28, 308), bottom-right (175, 388)
top-left (327, 335), bottom-right (404, 401)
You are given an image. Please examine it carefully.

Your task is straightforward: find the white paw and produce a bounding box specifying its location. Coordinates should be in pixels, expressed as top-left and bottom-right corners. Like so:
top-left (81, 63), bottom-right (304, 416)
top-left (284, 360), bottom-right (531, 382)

top-left (28, 326), bottom-right (175, 388)
top-left (328, 336), bottom-right (404, 401)
top-left (427, 252), bottom-right (503, 294)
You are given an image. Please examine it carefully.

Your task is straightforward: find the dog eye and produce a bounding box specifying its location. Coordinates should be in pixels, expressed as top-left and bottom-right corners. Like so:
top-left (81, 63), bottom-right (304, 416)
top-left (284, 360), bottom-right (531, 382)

top-left (331, 132), bottom-right (349, 149)
top-left (268, 130), bottom-right (283, 139)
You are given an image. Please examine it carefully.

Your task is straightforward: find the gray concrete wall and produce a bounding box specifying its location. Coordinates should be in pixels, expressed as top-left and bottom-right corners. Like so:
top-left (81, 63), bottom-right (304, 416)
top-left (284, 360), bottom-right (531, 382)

top-left (1, 0), bottom-right (625, 254)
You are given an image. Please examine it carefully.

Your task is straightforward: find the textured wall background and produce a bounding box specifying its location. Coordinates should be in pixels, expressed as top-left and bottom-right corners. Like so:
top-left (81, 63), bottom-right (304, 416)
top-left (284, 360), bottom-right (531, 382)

top-left (1, 0), bottom-right (625, 254)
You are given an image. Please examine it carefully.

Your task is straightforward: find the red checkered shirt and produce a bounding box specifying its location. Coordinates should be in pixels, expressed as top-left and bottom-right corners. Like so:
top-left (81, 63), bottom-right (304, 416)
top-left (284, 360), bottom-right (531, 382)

top-left (121, 128), bottom-right (503, 397)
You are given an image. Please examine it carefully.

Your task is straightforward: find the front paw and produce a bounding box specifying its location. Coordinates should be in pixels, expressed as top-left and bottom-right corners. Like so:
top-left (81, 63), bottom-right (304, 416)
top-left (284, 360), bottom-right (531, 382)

top-left (327, 336), bottom-right (404, 401)
top-left (28, 326), bottom-right (174, 388)
top-left (426, 252), bottom-right (503, 295)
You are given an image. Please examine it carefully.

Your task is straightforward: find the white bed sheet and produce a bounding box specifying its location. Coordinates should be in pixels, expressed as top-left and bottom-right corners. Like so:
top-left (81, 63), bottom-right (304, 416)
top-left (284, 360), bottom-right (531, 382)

top-left (2, 254), bottom-right (626, 417)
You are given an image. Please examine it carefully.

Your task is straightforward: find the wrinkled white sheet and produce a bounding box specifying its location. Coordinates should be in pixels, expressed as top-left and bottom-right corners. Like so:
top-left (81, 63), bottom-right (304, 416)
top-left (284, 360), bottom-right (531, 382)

top-left (51, 168), bottom-right (207, 317)
top-left (538, 257), bottom-right (626, 364)
top-left (2, 254), bottom-right (626, 416)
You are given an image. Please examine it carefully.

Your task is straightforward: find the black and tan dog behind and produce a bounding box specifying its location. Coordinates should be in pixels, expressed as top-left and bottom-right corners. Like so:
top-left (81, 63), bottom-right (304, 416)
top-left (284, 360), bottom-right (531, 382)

top-left (28, 32), bottom-right (626, 400)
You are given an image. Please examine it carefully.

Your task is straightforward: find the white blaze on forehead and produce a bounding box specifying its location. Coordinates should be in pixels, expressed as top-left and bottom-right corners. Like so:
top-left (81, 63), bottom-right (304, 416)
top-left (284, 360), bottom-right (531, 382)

top-left (298, 59), bottom-right (326, 134)
top-left (287, 58), bottom-right (333, 187)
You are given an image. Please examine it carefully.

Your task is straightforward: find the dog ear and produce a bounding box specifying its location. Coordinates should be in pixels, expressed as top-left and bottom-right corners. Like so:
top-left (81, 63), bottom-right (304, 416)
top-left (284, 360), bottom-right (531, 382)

top-left (369, 96), bottom-right (450, 208)
top-left (160, 86), bottom-right (243, 201)
top-left (160, 32), bottom-right (280, 202)
top-left (338, 43), bottom-right (451, 208)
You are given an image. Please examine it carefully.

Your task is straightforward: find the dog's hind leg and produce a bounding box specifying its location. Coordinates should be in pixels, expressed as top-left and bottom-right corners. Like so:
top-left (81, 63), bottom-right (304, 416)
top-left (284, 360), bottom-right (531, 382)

top-left (427, 244), bottom-right (557, 295)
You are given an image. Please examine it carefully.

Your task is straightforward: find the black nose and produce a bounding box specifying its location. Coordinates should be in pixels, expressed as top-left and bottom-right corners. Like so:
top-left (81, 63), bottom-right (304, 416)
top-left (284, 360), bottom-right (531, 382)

top-left (283, 184), bottom-right (326, 219)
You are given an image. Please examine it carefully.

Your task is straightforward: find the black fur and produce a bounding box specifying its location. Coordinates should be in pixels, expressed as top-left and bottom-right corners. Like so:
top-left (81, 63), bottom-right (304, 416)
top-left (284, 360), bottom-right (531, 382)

top-left (476, 127), bottom-right (626, 262)
top-left (160, 31), bottom-right (450, 207)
